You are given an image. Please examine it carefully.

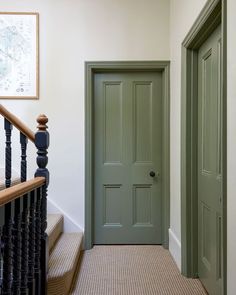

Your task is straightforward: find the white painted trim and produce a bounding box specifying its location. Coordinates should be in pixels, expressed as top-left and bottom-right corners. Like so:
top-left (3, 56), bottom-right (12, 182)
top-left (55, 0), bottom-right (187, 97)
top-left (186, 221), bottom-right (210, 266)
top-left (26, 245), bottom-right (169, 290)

top-left (47, 198), bottom-right (83, 233)
top-left (169, 228), bottom-right (181, 271)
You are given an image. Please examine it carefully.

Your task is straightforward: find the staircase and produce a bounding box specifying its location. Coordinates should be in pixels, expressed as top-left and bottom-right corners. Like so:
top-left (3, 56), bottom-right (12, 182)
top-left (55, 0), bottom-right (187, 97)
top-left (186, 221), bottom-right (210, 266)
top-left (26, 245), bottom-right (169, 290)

top-left (46, 214), bottom-right (83, 295)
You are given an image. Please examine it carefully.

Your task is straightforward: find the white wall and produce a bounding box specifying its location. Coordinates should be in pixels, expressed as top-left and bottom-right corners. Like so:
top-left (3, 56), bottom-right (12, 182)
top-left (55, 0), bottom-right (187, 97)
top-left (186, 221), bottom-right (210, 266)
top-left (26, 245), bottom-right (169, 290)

top-left (169, 0), bottom-right (207, 269)
top-left (227, 1), bottom-right (236, 294)
top-left (0, 0), bottom-right (170, 230)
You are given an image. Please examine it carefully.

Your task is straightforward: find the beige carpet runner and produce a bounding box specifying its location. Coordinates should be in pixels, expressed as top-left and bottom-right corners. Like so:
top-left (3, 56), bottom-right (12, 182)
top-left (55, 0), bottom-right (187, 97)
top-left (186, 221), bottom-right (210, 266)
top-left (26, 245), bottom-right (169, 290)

top-left (46, 214), bottom-right (83, 295)
top-left (70, 246), bottom-right (207, 295)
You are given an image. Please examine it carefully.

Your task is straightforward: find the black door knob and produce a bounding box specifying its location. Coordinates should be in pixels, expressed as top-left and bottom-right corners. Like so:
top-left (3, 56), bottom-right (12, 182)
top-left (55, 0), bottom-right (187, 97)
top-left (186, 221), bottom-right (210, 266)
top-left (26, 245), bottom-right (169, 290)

top-left (149, 171), bottom-right (155, 177)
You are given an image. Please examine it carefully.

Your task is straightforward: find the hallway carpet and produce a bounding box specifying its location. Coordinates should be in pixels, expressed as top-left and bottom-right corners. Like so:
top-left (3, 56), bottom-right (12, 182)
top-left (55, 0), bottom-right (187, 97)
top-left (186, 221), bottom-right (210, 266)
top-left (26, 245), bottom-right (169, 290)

top-left (69, 246), bottom-right (207, 295)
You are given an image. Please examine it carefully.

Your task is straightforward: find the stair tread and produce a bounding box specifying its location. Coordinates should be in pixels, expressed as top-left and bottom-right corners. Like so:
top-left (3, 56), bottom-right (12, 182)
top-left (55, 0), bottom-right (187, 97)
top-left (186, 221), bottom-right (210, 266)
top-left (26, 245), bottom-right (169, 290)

top-left (46, 214), bottom-right (64, 252)
top-left (48, 232), bottom-right (83, 295)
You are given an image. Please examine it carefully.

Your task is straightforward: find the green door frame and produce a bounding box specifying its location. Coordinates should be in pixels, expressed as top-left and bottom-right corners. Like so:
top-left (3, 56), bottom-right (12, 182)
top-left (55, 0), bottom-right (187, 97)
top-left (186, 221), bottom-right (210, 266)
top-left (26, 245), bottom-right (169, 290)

top-left (181, 0), bottom-right (227, 294)
top-left (85, 61), bottom-right (170, 250)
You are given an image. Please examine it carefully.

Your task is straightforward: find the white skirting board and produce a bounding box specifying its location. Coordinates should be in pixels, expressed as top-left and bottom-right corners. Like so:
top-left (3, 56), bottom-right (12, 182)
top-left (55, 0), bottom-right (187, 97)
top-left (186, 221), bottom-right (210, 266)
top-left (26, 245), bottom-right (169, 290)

top-left (47, 198), bottom-right (83, 233)
top-left (169, 228), bottom-right (181, 271)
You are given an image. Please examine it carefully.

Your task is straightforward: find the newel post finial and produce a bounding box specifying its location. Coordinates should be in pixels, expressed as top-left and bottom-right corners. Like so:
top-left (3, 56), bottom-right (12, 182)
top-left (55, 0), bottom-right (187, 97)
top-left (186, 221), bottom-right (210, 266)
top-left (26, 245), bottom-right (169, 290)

top-left (37, 114), bottom-right (48, 132)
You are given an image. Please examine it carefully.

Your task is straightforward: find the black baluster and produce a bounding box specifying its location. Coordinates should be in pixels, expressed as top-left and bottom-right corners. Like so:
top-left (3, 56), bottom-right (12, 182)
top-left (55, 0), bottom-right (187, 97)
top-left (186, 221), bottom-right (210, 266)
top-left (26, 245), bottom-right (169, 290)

top-left (12, 131), bottom-right (28, 295)
top-left (2, 206), bottom-right (14, 295)
top-left (0, 207), bottom-right (5, 294)
top-left (5, 119), bottom-right (12, 189)
top-left (20, 133), bottom-right (28, 183)
top-left (21, 194), bottom-right (29, 295)
top-left (34, 188), bottom-right (41, 295)
top-left (12, 197), bottom-right (23, 295)
top-left (28, 190), bottom-right (36, 294)
top-left (19, 132), bottom-right (28, 294)
top-left (35, 114), bottom-right (49, 295)
top-left (2, 119), bottom-right (13, 295)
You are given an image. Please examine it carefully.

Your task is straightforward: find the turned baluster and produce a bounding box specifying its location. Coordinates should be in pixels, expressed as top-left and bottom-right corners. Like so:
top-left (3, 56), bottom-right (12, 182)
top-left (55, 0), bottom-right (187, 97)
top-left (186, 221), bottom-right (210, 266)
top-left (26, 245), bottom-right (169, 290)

top-left (20, 194), bottom-right (29, 295)
top-left (28, 189), bottom-right (36, 294)
top-left (5, 119), bottom-right (12, 189)
top-left (34, 114), bottom-right (49, 295)
top-left (20, 132), bottom-right (30, 294)
top-left (2, 119), bottom-right (13, 295)
top-left (12, 132), bottom-right (28, 294)
top-left (34, 187), bottom-right (42, 295)
top-left (20, 133), bottom-right (28, 182)
top-left (12, 197), bottom-right (23, 295)
top-left (0, 207), bottom-right (4, 294)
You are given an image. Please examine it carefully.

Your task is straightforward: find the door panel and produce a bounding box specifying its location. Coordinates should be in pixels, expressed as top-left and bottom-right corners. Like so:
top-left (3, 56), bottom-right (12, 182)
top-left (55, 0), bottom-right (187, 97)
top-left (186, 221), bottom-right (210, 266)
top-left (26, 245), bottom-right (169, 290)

top-left (133, 185), bottom-right (152, 226)
top-left (103, 185), bottom-right (122, 226)
top-left (198, 25), bottom-right (222, 295)
top-left (134, 82), bottom-right (152, 163)
top-left (103, 82), bottom-right (123, 164)
top-left (94, 72), bottom-right (162, 244)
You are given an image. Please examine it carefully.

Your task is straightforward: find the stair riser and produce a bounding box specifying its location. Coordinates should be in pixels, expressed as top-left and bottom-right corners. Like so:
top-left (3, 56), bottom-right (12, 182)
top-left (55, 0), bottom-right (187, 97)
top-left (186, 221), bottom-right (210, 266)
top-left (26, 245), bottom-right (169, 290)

top-left (47, 215), bottom-right (64, 252)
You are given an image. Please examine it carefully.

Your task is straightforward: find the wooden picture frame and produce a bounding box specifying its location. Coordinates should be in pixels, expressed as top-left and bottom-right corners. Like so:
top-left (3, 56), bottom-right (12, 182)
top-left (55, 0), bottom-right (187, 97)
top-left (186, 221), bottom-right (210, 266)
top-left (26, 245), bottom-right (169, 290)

top-left (0, 12), bottom-right (39, 99)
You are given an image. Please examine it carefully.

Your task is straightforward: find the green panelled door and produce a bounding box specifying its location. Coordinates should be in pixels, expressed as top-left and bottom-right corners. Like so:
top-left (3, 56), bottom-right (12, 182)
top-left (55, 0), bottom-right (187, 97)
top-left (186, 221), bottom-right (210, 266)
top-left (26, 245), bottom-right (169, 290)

top-left (198, 25), bottom-right (222, 295)
top-left (94, 72), bottom-right (163, 244)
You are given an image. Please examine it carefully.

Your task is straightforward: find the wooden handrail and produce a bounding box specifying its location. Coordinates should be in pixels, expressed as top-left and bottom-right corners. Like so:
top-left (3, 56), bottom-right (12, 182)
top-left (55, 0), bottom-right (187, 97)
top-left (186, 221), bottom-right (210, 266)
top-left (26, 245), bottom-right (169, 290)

top-left (0, 104), bottom-right (35, 142)
top-left (0, 177), bottom-right (45, 206)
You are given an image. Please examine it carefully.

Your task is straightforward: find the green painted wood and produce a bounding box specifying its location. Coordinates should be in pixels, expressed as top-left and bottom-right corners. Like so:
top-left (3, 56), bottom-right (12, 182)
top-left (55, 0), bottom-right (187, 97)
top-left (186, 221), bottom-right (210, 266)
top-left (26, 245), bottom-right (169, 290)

top-left (94, 72), bottom-right (162, 244)
top-left (221, 3), bottom-right (227, 295)
top-left (198, 24), bottom-right (222, 295)
top-left (181, 0), bottom-right (227, 294)
top-left (85, 61), bottom-right (170, 249)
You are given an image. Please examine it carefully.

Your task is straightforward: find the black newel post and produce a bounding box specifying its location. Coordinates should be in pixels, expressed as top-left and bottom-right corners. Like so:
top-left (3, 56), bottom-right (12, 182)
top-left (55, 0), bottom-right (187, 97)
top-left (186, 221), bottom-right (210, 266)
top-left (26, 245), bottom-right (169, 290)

top-left (34, 115), bottom-right (49, 295)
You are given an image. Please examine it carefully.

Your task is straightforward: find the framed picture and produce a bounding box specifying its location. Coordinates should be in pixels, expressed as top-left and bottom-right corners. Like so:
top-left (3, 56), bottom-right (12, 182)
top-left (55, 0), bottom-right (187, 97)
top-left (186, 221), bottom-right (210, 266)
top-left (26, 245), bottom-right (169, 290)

top-left (0, 12), bottom-right (39, 99)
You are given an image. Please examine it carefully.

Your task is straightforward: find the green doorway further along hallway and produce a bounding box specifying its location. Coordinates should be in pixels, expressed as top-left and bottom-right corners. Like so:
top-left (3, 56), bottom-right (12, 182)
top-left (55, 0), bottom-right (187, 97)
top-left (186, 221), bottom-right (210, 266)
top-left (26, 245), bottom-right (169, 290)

top-left (198, 24), bottom-right (223, 295)
top-left (94, 72), bottom-right (163, 245)
top-left (85, 61), bottom-right (170, 249)
top-left (181, 1), bottom-right (226, 295)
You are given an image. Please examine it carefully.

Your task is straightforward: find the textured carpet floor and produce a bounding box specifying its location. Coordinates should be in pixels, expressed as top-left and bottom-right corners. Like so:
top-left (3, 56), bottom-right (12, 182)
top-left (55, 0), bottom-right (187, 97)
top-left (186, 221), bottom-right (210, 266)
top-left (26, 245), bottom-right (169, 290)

top-left (70, 246), bottom-right (208, 295)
